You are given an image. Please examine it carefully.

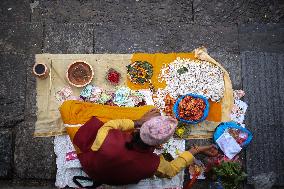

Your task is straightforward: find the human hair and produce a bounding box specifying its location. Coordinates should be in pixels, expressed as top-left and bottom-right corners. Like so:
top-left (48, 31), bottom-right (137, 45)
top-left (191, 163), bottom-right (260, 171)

top-left (125, 130), bottom-right (151, 150)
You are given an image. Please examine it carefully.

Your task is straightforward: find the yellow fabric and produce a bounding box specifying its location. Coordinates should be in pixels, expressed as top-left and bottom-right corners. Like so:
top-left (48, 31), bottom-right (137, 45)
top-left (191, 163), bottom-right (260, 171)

top-left (34, 54), bottom-right (132, 137)
top-left (91, 119), bottom-right (135, 151)
top-left (155, 151), bottom-right (194, 178)
top-left (35, 49), bottom-right (233, 140)
top-left (127, 53), bottom-right (196, 90)
top-left (187, 48), bottom-right (234, 138)
top-left (66, 126), bottom-right (80, 141)
top-left (59, 100), bottom-right (155, 125)
top-left (207, 100), bottom-right (222, 122)
top-left (65, 126), bottom-right (81, 154)
top-left (127, 52), bottom-right (222, 122)
top-left (126, 50), bottom-right (234, 139)
top-left (194, 47), bottom-right (233, 122)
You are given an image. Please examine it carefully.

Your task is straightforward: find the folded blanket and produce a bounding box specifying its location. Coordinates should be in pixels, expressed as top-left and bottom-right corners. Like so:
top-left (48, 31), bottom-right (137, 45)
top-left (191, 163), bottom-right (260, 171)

top-left (60, 100), bottom-right (155, 124)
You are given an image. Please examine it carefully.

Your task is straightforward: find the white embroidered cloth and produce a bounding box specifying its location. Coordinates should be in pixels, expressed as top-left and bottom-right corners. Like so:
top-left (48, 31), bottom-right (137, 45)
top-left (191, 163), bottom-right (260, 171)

top-left (54, 135), bottom-right (92, 188)
top-left (54, 136), bottom-right (185, 189)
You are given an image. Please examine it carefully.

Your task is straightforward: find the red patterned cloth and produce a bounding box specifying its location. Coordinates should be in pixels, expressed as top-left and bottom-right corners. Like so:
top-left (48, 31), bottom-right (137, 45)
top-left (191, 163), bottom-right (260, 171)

top-left (73, 117), bottom-right (160, 185)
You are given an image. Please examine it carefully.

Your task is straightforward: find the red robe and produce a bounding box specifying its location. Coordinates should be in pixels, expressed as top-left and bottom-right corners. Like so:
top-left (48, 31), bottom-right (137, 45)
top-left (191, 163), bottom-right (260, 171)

top-left (73, 117), bottom-right (160, 185)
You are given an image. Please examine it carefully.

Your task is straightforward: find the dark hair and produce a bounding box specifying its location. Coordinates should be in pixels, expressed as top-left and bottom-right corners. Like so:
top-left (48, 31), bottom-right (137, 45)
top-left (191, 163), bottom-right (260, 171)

top-left (125, 131), bottom-right (151, 150)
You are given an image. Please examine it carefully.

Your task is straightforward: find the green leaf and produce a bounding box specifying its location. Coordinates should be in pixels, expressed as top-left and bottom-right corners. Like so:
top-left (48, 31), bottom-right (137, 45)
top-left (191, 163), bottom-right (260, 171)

top-left (177, 67), bottom-right (188, 75)
top-left (212, 162), bottom-right (246, 189)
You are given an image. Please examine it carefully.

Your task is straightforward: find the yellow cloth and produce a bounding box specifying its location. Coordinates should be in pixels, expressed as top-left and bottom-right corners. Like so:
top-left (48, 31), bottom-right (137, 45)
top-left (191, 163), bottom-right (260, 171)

top-left (65, 125), bottom-right (82, 154)
top-left (59, 100), bottom-right (155, 124)
top-left (91, 119), bottom-right (135, 151)
top-left (35, 49), bottom-right (233, 139)
top-left (85, 118), bottom-right (194, 178)
top-left (207, 100), bottom-right (222, 122)
top-left (126, 50), bottom-right (234, 139)
top-left (127, 52), bottom-right (222, 123)
top-left (66, 126), bottom-right (80, 142)
top-left (127, 53), bottom-right (196, 90)
top-left (34, 54), bottom-right (132, 137)
top-left (156, 151), bottom-right (194, 178)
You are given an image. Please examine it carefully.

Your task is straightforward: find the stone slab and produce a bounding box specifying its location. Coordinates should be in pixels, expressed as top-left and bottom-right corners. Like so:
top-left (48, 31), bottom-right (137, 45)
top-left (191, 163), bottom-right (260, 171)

top-left (189, 25), bottom-right (239, 53)
top-left (32, 0), bottom-right (193, 24)
top-left (245, 185), bottom-right (284, 189)
top-left (193, 0), bottom-right (284, 24)
top-left (0, 129), bottom-right (13, 178)
top-left (0, 0), bottom-right (31, 22)
top-left (0, 53), bottom-right (27, 127)
top-left (44, 23), bottom-right (93, 53)
top-left (25, 55), bottom-right (37, 123)
top-left (0, 180), bottom-right (56, 189)
top-left (239, 23), bottom-right (284, 53)
top-left (0, 23), bottom-right (43, 54)
top-left (93, 22), bottom-right (169, 53)
top-left (92, 0), bottom-right (193, 25)
top-left (241, 51), bottom-right (284, 185)
top-left (93, 23), bottom-right (238, 53)
top-left (31, 0), bottom-right (94, 23)
top-left (14, 121), bottom-right (56, 180)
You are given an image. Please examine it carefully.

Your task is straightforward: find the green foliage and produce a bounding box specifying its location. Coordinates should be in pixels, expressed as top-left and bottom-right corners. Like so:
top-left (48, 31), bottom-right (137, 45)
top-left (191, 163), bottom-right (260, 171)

top-left (177, 66), bottom-right (188, 75)
top-left (212, 161), bottom-right (247, 189)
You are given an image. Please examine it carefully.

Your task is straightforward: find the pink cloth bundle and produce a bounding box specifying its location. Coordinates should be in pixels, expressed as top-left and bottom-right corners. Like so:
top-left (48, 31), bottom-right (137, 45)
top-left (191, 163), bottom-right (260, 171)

top-left (140, 116), bottom-right (178, 146)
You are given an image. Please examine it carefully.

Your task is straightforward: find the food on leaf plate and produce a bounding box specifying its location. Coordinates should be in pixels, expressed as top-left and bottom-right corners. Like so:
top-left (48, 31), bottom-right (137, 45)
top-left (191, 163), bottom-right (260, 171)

top-left (127, 61), bottom-right (153, 85)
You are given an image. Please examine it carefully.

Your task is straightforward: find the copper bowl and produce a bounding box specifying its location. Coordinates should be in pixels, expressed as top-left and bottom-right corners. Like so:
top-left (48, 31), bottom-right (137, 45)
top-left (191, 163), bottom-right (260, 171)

top-left (66, 61), bottom-right (94, 87)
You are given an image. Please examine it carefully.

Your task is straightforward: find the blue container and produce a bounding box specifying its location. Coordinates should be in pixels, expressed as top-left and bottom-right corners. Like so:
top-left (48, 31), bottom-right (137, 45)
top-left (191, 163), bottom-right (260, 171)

top-left (209, 180), bottom-right (224, 189)
top-left (173, 93), bottom-right (209, 124)
top-left (213, 122), bottom-right (253, 148)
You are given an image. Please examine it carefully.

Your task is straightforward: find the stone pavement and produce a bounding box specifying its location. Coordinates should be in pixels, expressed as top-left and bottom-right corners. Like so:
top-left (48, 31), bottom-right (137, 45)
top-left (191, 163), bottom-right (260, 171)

top-left (0, 0), bottom-right (283, 188)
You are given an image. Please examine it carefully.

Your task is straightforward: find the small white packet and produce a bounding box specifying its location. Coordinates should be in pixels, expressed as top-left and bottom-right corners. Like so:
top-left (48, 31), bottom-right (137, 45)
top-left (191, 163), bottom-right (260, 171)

top-left (216, 132), bottom-right (242, 159)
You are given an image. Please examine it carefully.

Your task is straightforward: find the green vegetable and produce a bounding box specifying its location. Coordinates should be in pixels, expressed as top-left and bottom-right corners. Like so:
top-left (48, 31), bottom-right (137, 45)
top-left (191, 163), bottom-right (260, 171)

top-left (212, 162), bottom-right (247, 189)
top-left (177, 66), bottom-right (188, 75)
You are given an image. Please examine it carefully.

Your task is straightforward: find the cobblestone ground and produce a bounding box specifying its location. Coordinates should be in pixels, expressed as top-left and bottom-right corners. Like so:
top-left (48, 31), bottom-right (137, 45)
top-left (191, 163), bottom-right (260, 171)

top-left (0, 0), bottom-right (283, 188)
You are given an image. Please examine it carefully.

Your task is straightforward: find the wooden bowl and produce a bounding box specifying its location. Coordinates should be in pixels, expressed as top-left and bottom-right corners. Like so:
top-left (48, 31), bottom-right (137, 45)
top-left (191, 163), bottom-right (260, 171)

top-left (66, 61), bottom-right (94, 87)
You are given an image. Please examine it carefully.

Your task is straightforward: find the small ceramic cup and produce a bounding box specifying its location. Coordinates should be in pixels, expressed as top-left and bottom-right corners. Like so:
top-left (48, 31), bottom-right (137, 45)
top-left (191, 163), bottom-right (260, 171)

top-left (33, 63), bottom-right (50, 79)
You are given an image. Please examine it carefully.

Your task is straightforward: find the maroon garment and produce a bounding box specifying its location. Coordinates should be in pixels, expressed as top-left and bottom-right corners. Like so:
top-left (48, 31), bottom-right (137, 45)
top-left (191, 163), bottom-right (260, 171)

top-left (73, 117), bottom-right (160, 185)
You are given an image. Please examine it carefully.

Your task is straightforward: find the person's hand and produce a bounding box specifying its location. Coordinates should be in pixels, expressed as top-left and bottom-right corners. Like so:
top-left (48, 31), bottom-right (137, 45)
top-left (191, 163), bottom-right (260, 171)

top-left (188, 145), bottom-right (200, 155)
top-left (201, 145), bottom-right (218, 157)
top-left (189, 145), bottom-right (218, 156)
top-left (135, 108), bottom-right (161, 127)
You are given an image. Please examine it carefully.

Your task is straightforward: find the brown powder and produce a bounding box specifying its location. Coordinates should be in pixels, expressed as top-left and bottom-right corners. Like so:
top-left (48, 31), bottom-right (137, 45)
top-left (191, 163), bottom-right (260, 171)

top-left (68, 62), bottom-right (93, 86)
